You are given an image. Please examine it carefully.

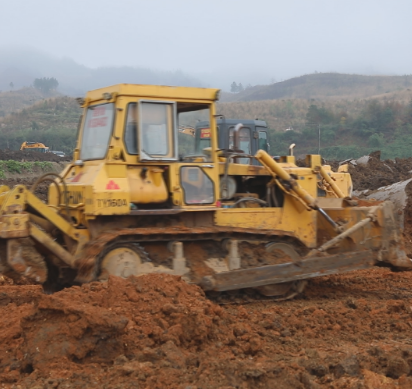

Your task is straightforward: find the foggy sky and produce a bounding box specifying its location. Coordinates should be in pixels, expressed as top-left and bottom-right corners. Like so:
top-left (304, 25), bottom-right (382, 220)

top-left (1, 0), bottom-right (411, 89)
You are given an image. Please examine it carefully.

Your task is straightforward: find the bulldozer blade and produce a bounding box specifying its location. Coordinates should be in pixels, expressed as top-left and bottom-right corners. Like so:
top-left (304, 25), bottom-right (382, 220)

top-left (7, 238), bottom-right (48, 283)
top-left (355, 178), bottom-right (412, 230)
top-left (200, 250), bottom-right (374, 292)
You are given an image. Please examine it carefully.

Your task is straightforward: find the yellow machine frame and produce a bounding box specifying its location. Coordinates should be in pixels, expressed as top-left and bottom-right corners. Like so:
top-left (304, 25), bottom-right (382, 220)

top-left (0, 83), bottom-right (408, 292)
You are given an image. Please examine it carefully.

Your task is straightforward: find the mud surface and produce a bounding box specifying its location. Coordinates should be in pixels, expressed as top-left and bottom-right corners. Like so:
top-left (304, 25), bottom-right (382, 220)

top-left (1, 271), bottom-right (412, 388)
top-left (343, 151), bottom-right (412, 192)
top-left (0, 177), bottom-right (49, 202)
top-left (0, 149), bottom-right (71, 162)
top-left (1, 151), bottom-right (412, 387)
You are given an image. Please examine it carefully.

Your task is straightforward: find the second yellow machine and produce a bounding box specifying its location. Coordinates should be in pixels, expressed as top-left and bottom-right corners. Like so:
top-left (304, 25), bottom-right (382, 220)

top-left (0, 84), bottom-right (409, 298)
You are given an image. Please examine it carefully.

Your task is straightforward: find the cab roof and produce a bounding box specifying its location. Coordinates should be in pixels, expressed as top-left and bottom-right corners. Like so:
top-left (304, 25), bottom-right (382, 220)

top-left (84, 84), bottom-right (220, 103)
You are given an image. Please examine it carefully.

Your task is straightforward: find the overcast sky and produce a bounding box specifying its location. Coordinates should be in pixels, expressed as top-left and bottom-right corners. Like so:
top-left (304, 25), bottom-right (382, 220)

top-left (1, 0), bottom-right (411, 87)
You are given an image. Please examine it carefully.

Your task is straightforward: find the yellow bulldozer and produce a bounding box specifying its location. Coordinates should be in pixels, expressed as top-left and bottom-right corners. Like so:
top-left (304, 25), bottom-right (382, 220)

top-left (0, 84), bottom-right (410, 298)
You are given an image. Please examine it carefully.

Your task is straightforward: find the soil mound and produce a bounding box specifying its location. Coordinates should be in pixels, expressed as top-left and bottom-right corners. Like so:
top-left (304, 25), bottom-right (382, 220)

top-left (0, 149), bottom-right (71, 162)
top-left (2, 271), bottom-right (412, 388)
top-left (2, 151), bottom-right (412, 387)
top-left (0, 177), bottom-right (56, 202)
top-left (347, 151), bottom-right (412, 191)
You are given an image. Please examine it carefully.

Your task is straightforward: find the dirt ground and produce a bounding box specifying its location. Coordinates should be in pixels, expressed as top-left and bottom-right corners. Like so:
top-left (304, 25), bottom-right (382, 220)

top-left (1, 151), bottom-right (412, 388)
top-left (347, 151), bottom-right (412, 192)
top-left (1, 270), bottom-right (412, 389)
top-left (0, 177), bottom-right (49, 202)
top-left (0, 149), bottom-right (71, 162)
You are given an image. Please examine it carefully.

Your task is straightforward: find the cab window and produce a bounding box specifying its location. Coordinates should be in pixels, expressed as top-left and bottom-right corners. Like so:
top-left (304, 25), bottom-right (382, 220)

top-left (80, 103), bottom-right (114, 160)
top-left (229, 126), bottom-right (251, 164)
top-left (181, 166), bottom-right (214, 204)
top-left (124, 103), bottom-right (138, 155)
top-left (139, 102), bottom-right (176, 160)
top-left (258, 130), bottom-right (268, 151)
top-left (177, 105), bottom-right (211, 160)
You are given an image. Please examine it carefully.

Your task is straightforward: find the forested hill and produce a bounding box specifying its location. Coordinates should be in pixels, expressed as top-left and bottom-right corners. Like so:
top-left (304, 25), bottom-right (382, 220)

top-left (2, 83), bottom-right (412, 161)
top-left (0, 87), bottom-right (60, 117)
top-left (222, 73), bottom-right (412, 102)
top-left (0, 96), bottom-right (80, 155)
top-left (218, 89), bottom-right (412, 160)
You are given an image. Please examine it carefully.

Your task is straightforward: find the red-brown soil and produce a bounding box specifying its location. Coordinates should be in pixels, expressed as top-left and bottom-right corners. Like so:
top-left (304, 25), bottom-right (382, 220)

top-left (298, 150), bottom-right (412, 192)
top-left (0, 149), bottom-right (71, 162)
top-left (1, 151), bottom-right (412, 388)
top-left (1, 270), bottom-right (412, 388)
top-left (0, 177), bottom-right (49, 202)
top-left (341, 151), bottom-right (412, 192)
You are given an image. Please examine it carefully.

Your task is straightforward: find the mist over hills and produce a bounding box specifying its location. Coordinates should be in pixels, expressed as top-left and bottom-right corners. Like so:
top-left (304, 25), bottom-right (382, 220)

top-left (221, 73), bottom-right (412, 102)
top-left (0, 47), bottom-right (204, 96)
top-left (3, 47), bottom-right (412, 101)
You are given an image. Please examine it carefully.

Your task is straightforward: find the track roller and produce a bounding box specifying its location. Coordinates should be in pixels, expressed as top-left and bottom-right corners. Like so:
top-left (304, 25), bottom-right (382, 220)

top-left (255, 242), bottom-right (307, 298)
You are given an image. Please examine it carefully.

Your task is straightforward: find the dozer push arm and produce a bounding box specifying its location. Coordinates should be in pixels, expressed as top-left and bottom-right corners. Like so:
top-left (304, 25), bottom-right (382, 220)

top-left (0, 185), bottom-right (85, 270)
top-left (0, 185), bottom-right (80, 242)
top-left (255, 150), bottom-right (317, 209)
top-left (255, 150), bottom-right (341, 232)
top-left (26, 191), bottom-right (81, 242)
top-left (317, 165), bottom-right (346, 199)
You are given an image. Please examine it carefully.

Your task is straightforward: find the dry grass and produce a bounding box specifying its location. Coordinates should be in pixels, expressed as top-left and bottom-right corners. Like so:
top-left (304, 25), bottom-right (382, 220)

top-left (218, 89), bottom-right (412, 131)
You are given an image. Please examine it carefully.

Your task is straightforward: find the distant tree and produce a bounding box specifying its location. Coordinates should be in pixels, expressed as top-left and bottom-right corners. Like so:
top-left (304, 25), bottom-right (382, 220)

top-left (306, 104), bottom-right (321, 128)
top-left (230, 82), bottom-right (245, 93)
top-left (9, 82), bottom-right (14, 89)
top-left (306, 104), bottom-right (334, 129)
top-left (33, 77), bottom-right (59, 92)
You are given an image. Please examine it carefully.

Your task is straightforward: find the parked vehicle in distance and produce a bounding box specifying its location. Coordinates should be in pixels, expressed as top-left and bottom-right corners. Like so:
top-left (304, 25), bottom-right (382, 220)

top-left (51, 151), bottom-right (65, 157)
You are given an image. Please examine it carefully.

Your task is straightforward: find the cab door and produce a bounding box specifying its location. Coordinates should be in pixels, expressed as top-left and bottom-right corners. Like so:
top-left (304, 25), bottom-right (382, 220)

top-left (138, 100), bottom-right (178, 162)
top-left (176, 103), bottom-right (220, 208)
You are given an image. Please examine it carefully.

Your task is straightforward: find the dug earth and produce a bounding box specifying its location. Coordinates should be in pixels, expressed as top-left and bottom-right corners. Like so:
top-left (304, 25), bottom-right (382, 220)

top-left (1, 270), bottom-right (412, 388)
top-left (1, 151), bottom-right (412, 388)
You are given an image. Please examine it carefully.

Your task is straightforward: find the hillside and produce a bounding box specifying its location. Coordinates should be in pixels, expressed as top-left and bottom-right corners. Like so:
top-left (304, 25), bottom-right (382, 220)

top-left (218, 89), bottom-right (412, 130)
top-left (218, 88), bottom-right (412, 160)
top-left (2, 79), bottom-right (412, 160)
top-left (0, 95), bottom-right (80, 154)
top-left (0, 87), bottom-right (60, 117)
top-left (221, 73), bottom-right (412, 102)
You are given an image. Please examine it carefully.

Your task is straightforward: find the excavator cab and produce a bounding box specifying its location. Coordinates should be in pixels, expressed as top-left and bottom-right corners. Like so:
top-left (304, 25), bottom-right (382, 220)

top-left (195, 118), bottom-right (269, 165)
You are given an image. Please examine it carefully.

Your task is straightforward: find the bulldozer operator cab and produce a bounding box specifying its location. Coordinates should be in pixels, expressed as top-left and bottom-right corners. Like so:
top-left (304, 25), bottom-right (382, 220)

top-left (74, 85), bottom-right (220, 210)
top-left (194, 118), bottom-right (269, 165)
top-left (80, 95), bottom-right (213, 162)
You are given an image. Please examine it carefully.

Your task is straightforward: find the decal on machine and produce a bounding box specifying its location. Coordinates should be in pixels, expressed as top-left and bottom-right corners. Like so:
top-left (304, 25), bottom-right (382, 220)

top-left (97, 199), bottom-right (127, 208)
top-left (200, 128), bottom-right (211, 138)
top-left (106, 180), bottom-right (120, 190)
top-left (69, 172), bottom-right (84, 183)
top-left (63, 191), bottom-right (83, 204)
